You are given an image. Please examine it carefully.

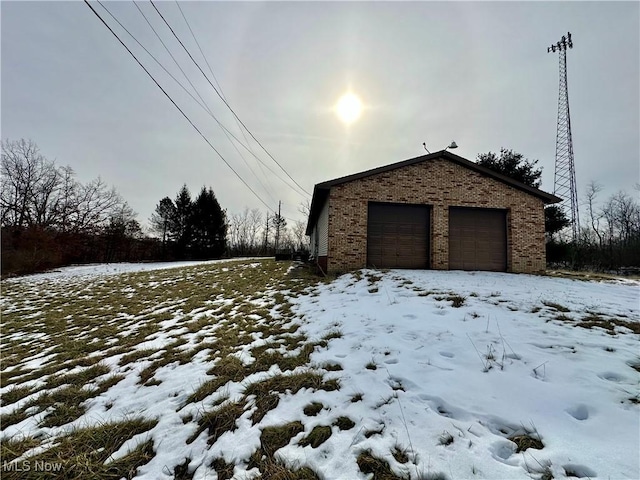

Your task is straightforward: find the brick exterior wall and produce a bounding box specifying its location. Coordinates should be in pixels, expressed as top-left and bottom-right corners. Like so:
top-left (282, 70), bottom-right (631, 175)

top-left (326, 158), bottom-right (546, 274)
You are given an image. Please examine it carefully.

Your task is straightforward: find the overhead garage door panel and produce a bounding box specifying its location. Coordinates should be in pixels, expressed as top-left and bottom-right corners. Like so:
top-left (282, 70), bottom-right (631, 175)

top-left (367, 203), bottom-right (430, 269)
top-left (449, 208), bottom-right (507, 271)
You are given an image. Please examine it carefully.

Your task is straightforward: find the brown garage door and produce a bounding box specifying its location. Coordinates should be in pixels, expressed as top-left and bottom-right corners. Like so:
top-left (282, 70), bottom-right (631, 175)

top-left (367, 203), bottom-right (430, 269)
top-left (449, 207), bottom-right (507, 271)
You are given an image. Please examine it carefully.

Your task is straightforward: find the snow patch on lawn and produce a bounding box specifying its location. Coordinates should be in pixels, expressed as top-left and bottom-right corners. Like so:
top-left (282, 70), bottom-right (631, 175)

top-left (2, 263), bottom-right (638, 479)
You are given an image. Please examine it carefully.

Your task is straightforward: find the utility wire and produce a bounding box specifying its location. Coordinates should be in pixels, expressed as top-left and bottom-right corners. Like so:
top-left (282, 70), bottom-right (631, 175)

top-left (83, 0), bottom-right (275, 212)
top-left (100, 1), bottom-right (301, 202)
top-left (173, 0), bottom-right (276, 198)
top-left (129, 1), bottom-right (278, 206)
top-left (149, 0), bottom-right (311, 197)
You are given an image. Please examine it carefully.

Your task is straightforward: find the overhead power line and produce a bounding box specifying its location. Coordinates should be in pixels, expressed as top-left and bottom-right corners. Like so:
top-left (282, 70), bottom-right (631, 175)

top-left (83, 0), bottom-right (276, 212)
top-left (149, 0), bottom-right (311, 197)
top-left (128, 1), bottom-right (278, 206)
top-left (173, 0), bottom-right (278, 200)
top-left (98, 1), bottom-right (301, 200)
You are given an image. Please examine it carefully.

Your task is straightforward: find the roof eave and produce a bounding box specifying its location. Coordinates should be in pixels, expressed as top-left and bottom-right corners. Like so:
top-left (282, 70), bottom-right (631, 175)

top-left (305, 150), bottom-right (561, 232)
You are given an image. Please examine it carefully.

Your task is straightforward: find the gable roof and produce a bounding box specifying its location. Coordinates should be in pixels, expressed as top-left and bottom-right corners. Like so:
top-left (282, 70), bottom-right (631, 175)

top-left (306, 150), bottom-right (561, 235)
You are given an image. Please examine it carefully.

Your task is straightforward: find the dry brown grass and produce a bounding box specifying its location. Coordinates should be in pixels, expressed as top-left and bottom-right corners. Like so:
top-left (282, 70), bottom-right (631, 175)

top-left (1, 260), bottom-right (341, 479)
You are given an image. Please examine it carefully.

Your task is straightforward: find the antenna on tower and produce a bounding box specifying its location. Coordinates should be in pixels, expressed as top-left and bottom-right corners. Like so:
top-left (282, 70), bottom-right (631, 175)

top-left (548, 31), bottom-right (579, 241)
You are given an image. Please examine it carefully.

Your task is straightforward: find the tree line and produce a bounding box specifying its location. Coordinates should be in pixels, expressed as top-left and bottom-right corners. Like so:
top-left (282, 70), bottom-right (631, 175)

top-left (149, 185), bottom-right (227, 260)
top-left (549, 181), bottom-right (640, 271)
top-left (478, 148), bottom-right (639, 272)
top-left (149, 195), bottom-right (309, 259)
top-left (8, 139), bottom-right (632, 276)
top-left (1, 138), bottom-right (310, 276)
top-left (1, 139), bottom-right (159, 275)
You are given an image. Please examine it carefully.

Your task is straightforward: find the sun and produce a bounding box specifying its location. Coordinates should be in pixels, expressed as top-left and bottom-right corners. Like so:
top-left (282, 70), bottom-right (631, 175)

top-left (335, 92), bottom-right (363, 125)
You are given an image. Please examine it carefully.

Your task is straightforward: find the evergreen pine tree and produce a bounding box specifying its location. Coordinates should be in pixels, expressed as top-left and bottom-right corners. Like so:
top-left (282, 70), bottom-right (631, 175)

top-left (150, 197), bottom-right (176, 253)
top-left (172, 185), bottom-right (193, 258)
top-left (476, 148), bottom-right (542, 188)
top-left (191, 187), bottom-right (227, 259)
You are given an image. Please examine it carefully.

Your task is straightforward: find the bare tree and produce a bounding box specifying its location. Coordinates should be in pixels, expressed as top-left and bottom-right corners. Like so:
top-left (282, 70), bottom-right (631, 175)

top-left (1, 139), bottom-right (128, 232)
top-left (584, 181), bottom-right (604, 247)
top-left (247, 208), bottom-right (263, 252)
top-left (291, 220), bottom-right (307, 251)
top-left (602, 191), bottom-right (640, 246)
top-left (1, 139), bottom-right (60, 227)
top-left (298, 199), bottom-right (311, 218)
top-left (226, 208), bottom-right (266, 255)
top-left (72, 177), bottom-right (123, 232)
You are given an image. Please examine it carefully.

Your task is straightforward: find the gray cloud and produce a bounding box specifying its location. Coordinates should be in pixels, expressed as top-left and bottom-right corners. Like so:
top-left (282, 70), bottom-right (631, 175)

top-left (2, 1), bottom-right (638, 228)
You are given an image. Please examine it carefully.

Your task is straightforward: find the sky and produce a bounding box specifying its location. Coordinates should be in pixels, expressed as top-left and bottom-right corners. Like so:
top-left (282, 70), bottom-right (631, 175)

top-left (2, 1), bottom-right (639, 232)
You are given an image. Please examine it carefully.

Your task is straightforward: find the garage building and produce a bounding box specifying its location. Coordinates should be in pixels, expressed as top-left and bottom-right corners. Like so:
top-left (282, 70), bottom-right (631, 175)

top-left (306, 150), bottom-right (560, 274)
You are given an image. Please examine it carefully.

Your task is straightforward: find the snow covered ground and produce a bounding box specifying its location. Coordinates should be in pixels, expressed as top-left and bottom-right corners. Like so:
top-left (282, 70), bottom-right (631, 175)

top-left (2, 262), bottom-right (638, 479)
top-left (2, 258), bottom-right (259, 284)
top-left (290, 270), bottom-right (639, 479)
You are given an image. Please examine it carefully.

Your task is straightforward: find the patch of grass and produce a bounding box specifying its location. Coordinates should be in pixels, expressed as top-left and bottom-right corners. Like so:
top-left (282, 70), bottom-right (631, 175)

top-left (243, 372), bottom-right (340, 399)
top-left (99, 374), bottom-right (125, 391)
top-left (137, 345), bottom-right (192, 385)
top-left (30, 383), bottom-right (99, 428)
top-left (206, 355), bottom-right (246, 380)
top-left (2, 259), bottom-right (336, 478)
top-left (350, 392), bottom-right (364, 403)
top-left (303, 402), bottom-right (324, 416)
top-left (446, 295), bottom-right (466, 308)
top-left (322, 330), bottom-right (343, 341)
top-left (39, 401), bottom-right (87, 428)
top-left (173, 457), bottom-right (195, 480)
top-left (578, 314), bottom-right (640, 335)
top-left (189, 401), bottom-right (245, 445)
top-left (250, 393), bottom-right (280, 425)
top-left (546, 269), bottom-right (640, 282)
top-left (118, 349), bottom-right (156, 366)
top-left (391, 445), bottom-right (409, 464)
top-left (0, 409), bottom-right (29, 429)
top-left (375, 396), bottom-right (394, 408)
top-left (211, 458), bottom-right (235, 480)
top-left (45, 364), bottom-right (111, 389)
top-left (364, 425), bottom-right (385, 438)
top-left (416, 290), bottom-right (434, 297)
top-left (260, 421), bottom-right (304, 456)
top-left (366, 273), bottom-right (383, 284)
top-left (0, 436), bottom-right (40, 463)
top-left (259, 457), bottom-right (322, 480)
top-left (299, 425), bottom-right (332, 448)
top-left (25, 418), bottom-right (157, 479)
top-left (509, 434), bottom-right (544, 453)
top-left (542, 301), bottom-right (571, 313)
top-left (321, 362), bottom-right (343, 371)
top-left (334, 416), bottom-right (355, 430)
top-left (187, 376), bottom-right (231, 404)
top-left (357, 450), bottom-right (406, 480)
top-left (0, 385), bottom-right (34, 407)
top-left (366, 361), bottom-right (377, 370)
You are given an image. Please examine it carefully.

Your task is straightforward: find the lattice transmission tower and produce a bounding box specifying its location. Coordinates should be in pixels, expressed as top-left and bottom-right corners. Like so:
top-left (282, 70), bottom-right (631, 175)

top-left (548, 32), bottom-right (579, 241)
